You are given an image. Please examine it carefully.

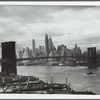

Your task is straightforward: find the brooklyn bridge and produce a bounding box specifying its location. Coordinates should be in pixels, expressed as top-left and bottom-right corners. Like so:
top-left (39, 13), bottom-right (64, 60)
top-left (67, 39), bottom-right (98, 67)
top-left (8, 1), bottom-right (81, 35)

top-left (0, 41), bottom-right (99, 75)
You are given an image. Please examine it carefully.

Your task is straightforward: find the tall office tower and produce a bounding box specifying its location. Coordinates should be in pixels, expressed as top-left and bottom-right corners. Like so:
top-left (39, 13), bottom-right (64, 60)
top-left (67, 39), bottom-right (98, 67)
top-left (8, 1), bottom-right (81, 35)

top-left (57, 46), bottom-right (61, 56)
top-left (41, 46), bottom-right (45, 53)
top-left (61, 46), bottom-right (66, 56)
top-left (39, 45), bottom-right (42, 53)
top-left (29, 49), bottom-right (33, 58)
top-left (35, 48), bottom-right (38, 57)
top-left (23, 47), bottom-right (30, 58)
top-left (57, 44), bottom-right (66, 56)
top-left (75, 43), bottom-right (77, 49)
top-left (32, 39), bottom-right (35, 57)
top-left (73, 44), bottom-right (82, 56)
top-left (66, 48), bottom-right (72, 56)
top-left (19, 51), bottom-right (23, 58)
top-left (48, 36), bottom-right (53, 53)
top-left (60, 45), bottom-right (66, 61)
top-left (45, 33), bottom-right (49, 56)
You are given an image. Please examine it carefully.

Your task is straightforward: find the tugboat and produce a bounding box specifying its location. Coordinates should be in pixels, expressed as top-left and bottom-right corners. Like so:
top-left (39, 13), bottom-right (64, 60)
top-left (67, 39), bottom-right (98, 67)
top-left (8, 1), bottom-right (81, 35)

top-left (86, 72), bottom-right (95, 76)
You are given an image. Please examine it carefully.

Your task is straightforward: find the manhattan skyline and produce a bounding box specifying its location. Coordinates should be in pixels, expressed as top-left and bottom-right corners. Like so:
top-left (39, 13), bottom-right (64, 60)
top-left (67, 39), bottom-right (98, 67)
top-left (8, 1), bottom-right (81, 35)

top-left (0, 5), bottom-right (100, 50)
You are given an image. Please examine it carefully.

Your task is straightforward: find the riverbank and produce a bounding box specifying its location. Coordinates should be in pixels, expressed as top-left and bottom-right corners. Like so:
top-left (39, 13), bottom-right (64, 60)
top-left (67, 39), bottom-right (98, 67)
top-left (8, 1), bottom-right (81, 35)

top-left (0, 73), bottom-right (96, 94)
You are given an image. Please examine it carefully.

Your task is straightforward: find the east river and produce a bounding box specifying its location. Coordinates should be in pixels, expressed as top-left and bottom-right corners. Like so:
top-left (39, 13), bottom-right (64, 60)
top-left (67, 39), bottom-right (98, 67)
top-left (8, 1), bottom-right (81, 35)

top-left (15, 65), bottom-right (100, 94)
top-left (0, 65), bottom-right (99, 94)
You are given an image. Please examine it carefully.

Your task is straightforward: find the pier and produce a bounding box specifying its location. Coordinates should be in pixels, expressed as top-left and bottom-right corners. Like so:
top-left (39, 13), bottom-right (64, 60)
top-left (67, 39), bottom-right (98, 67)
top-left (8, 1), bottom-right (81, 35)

top-left (0, 73), bottom-right (96, 94)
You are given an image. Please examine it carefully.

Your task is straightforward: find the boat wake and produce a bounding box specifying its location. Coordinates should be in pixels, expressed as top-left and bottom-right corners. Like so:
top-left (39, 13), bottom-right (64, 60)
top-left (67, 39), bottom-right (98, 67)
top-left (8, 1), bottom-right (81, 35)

top-left (82, 72), bottom-right (96, 77)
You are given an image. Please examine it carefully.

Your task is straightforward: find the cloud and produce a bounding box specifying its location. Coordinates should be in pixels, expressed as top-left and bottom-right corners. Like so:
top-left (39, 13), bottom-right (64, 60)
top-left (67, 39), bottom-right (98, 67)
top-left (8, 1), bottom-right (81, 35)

top-left (0, 5), bottom-right (100, 51)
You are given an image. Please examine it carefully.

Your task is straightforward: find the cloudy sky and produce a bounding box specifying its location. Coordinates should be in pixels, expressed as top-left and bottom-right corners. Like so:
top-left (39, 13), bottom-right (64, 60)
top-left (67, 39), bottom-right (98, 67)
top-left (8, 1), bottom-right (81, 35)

top-left (0, 5), bottom-right (100, 51)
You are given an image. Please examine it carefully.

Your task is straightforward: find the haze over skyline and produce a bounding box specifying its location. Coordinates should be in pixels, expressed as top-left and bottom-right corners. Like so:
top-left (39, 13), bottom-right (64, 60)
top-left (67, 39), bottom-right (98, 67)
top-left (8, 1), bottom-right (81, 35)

top-left (0, 5), bottom-right (100, 50)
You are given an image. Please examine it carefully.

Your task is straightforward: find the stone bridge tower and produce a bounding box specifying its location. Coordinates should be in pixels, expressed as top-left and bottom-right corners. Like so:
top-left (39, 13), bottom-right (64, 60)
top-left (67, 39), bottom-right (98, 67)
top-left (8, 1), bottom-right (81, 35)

top-left (88, 47), bottom-right (97, 69)
top-left (1, 41), bottom-right (17, 75)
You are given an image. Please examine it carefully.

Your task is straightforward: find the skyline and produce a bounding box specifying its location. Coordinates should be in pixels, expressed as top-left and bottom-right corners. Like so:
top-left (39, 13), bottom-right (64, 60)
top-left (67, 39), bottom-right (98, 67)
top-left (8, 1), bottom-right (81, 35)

top-left (0, 5), bottom-right (100, 50)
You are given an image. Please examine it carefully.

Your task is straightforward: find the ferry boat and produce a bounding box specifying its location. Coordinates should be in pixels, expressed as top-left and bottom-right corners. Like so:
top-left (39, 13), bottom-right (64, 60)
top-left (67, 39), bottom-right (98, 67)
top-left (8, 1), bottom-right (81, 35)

top-left (86, 72), bottom-right (95, 76)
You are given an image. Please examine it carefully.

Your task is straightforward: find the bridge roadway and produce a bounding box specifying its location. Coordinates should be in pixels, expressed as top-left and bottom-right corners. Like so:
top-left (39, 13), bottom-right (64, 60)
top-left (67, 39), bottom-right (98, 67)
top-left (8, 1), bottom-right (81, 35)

top-left (16, 56), bottom-right (96, 61)
top-left (0, 55), bottom-right (99, 62)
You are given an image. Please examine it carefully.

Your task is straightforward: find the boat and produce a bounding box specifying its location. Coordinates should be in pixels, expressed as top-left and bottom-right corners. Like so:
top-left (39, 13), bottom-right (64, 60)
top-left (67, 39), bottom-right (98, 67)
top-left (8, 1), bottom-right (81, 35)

top-left (71, 90), bottom-right (96, 95)
top-left (59, 63), bottom-right (65, 66)
top-left (86, 72), bottom-right (95, 76)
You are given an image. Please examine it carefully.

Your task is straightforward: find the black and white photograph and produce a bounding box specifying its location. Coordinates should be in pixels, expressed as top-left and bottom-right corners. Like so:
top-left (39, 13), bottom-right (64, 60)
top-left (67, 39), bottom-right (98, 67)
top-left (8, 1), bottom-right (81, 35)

top-left (0, 2), bottom-right (100, 97)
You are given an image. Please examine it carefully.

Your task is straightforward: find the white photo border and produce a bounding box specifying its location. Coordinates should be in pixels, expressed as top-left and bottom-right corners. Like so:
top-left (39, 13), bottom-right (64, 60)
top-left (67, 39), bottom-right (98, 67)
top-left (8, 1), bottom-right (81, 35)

top-left (0, 1), bottom-right (100, 99)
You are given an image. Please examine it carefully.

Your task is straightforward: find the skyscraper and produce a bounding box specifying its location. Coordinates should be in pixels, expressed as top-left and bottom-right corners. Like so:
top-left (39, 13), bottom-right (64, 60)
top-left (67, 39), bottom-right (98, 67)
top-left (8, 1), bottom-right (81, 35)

top-left (45, 33), bottom-right (49, 56)
top-left (41, 46), bottom-right (45, 53)
top-left (35, 48), bottom-right (38, 57)
top-left (39, 45), bottom-right (42, 53)
top-left (75, 43), bottom-right (77, 49)
top-left (32, 39), bottom-right (35, 57)
top-left (72, 44), bottom-right (82, 56)
top-left (48, 36), bottom-right (53, 53)
top-left (19, 51), bottom-right (23, 58)
top-left (57, 44), bottom-right (66, 57)
top-left (23, 47), bottom-right (30, 58)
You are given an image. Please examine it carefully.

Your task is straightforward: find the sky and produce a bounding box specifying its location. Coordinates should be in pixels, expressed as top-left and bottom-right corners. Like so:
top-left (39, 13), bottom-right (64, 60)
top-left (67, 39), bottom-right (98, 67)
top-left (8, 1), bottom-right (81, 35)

top-left (0, 5), bottom-right (100, 51)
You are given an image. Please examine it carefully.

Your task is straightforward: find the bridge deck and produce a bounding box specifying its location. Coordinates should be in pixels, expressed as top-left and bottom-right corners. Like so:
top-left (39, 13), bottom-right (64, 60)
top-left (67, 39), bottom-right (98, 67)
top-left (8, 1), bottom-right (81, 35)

top-left (0, 56), bottom-right (99, 62)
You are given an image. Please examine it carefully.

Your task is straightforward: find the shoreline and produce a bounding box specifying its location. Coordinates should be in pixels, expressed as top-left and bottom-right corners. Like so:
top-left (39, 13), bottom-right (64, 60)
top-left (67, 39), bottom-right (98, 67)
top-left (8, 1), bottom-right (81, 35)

top-left (0, 73), bottom-right (96, 94)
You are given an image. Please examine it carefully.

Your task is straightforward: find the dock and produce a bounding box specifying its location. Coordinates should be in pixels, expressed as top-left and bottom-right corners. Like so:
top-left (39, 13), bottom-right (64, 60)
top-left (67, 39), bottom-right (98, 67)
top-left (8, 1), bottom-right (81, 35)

top-left (0, 73), bottom-right (96, 94)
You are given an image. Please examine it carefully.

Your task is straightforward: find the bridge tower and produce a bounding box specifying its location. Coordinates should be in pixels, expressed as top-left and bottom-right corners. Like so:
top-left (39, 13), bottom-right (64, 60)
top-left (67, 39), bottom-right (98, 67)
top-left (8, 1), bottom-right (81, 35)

top-left (88, 47), bottom-right (97, 69)
top-left (1, 41), bottom-right (17, 75)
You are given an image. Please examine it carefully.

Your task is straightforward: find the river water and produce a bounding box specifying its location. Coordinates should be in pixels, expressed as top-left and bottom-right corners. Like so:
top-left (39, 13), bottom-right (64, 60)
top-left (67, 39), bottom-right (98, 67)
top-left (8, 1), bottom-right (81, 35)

top-left (16, 65), bottom-right (100, 94)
